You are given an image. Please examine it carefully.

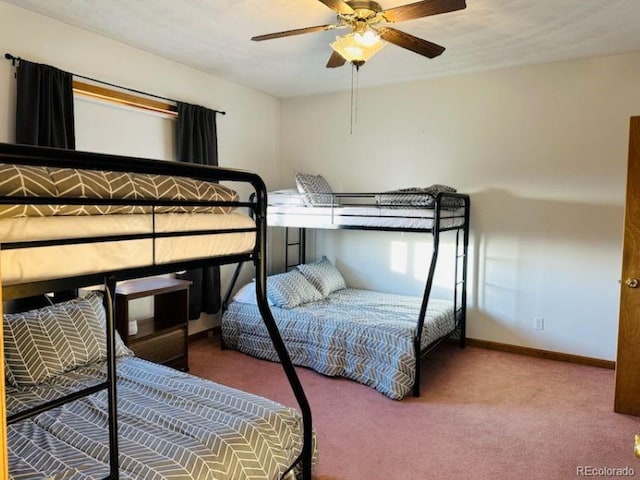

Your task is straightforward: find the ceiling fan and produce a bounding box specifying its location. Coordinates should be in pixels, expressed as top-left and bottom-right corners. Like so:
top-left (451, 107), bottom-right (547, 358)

top-left (251, 0), bottom-right (467, 68)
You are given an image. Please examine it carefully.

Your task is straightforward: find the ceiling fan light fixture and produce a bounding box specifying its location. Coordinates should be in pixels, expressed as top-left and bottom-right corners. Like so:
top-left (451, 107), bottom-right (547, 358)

top-left (330, 29), bottom-right (385, 64)
top-left (354, 29), bottom-right (379, 46)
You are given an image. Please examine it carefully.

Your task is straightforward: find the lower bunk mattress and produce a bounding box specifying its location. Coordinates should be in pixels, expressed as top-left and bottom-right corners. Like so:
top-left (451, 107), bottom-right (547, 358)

top-left (222, 288), bottom-right (456, 400)
top-left (7, 356), bottom-right (313, 480)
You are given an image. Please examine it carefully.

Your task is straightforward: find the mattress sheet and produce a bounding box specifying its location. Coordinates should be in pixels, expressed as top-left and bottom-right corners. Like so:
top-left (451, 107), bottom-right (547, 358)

top-left (267, 205), bottom-right (465, 230)
top-left (7, 356), bottom-right (312, 480)
top-left (223, 288), bottom-right (456, 400)
top-left (0, 212), bottom-right (256, 285)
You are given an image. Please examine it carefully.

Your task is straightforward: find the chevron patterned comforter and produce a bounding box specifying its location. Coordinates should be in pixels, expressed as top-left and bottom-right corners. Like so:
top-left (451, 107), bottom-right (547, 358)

top-left (222, 288), bottom-right (455, 400)
top-left (7, 357), bottom-right (311, 480)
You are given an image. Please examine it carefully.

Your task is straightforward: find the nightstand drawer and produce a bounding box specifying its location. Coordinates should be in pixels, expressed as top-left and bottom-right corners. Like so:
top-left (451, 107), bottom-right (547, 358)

top-left (130, 328), bottom-right (186, 365)
top-left (113, 277), bottom-right (191, 370)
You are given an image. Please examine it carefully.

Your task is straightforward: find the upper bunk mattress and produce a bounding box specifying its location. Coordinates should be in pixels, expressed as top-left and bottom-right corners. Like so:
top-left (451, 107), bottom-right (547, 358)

top-left (0, 212), bottom-right (256, 285)
top-left (267, 205), bottom-right (465, 230)
top-left (266, 188), bottom-right (467, 230)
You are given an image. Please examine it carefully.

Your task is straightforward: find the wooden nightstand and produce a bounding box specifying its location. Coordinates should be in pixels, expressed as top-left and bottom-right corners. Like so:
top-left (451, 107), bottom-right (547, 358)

top-left (114, 277), bottom-right (192, 371)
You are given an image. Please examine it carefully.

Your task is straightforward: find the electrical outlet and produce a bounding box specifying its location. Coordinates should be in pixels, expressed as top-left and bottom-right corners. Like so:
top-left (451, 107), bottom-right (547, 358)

top-left (534, 317), bottom-right (544, 330)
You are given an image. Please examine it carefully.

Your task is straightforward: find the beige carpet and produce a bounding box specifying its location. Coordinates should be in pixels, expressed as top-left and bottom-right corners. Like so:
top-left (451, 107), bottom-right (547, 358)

top-left (189, 335), bottom-right (640, 480)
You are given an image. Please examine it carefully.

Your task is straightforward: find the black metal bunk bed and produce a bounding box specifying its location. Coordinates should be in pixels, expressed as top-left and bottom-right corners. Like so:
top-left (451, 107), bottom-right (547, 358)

top-left (0, 142), bottom-right (313, 480)
top-left (263, 190), bottom-right (471, 398)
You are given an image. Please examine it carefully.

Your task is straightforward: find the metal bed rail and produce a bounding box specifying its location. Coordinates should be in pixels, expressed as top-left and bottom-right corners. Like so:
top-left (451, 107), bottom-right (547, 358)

top-left (266, 189), bottom-right (471, 398)
top-left (268, 190), bottom-right (467, 234)
top-left (413, 192), bottom-right (470, 396)
top-left (0, 143), bottom-right (313, 480)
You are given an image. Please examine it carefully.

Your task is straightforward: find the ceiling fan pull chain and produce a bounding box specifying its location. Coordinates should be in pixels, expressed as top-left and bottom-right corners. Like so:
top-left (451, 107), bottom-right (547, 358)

top-left (355, 63), bottom-right (360, 125)
top-left (350, 63), bottom-right (355, 135)
top-left (349, 62), bottom-right (362, 135)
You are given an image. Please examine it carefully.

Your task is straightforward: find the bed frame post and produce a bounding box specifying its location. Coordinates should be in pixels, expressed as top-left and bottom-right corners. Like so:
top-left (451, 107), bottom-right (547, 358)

top-left (103, 275), bottom-right (120, 480)
top-left (0, 261), bottom-right (8, 480)
top-left (413, 193), bottom-right (470, 397)
top-left (300, 228), bottom-right (306, 265)
top-left (413, 198), bottom-right (443, 397)
top-left (220, 261), bottom-right (247, 350)
top-left (459, 197), bottom-right (471, 347)
top-left (252, 181), bottom-right (313, 480)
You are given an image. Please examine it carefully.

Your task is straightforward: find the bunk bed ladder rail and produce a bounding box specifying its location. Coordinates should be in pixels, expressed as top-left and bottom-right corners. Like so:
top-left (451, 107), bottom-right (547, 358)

top-left (204, 192), bottom-right (314, 479)
top-left (412, 198), bottom-right (441, 397)
top-left (457, 198), bottom-right (470, 346)
top-left (451, 198), bottom-right (470, 346)
top-left (251, 186), bottom-right (314, 480)
top-left (285, 227), bottom-right (306, 270)
top-left (412, 193), bottom-right (470, 397)
top-left (103, 276), bottom-right (120, 480)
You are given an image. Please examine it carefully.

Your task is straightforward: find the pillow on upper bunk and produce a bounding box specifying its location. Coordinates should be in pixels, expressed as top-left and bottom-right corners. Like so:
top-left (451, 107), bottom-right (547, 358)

top-left (297, 256), bottom-right (347, 297)
top-left (0, 164), bottom-right (58, 218)
top-left (266, 270), bottom-right (323, 309)
top-left (48, 167), bottom-right (146, 215)
top-left (131, 173), bottom-right (239, 214)
top-left (427, 184), bottom-right (465, 208)
top-left (0, 165), bottom-right (240, 218)
top-left (3, 292), bottom-right (132, 387)
top-left (375, 184), bottom-right (463, 208)
top-left (375, 187), bottom-right (435, 208)
top-left (294, 172), bottom-right (334, 206)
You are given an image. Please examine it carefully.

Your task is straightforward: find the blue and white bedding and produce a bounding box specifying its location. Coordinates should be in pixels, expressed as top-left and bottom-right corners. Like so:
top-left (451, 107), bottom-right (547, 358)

top-left (7, 357), bottom-right (314, 480)
top-left (222, 288), bottom-right (456, 400)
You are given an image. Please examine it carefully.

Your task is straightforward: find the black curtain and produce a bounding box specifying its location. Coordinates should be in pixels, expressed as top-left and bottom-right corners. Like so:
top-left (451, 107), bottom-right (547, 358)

top-left (9, 60), bottom-right (76, 312)
top-left (16, 60), bottom-right (75, 148)
top-left (175, 101), bottom-right (221, 320)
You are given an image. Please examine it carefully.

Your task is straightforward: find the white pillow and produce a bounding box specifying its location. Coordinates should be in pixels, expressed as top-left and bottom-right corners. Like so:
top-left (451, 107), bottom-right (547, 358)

top-left (268, 189), bottom-right (306, 206)
top-left (232, 281), bottom-right (274, 306)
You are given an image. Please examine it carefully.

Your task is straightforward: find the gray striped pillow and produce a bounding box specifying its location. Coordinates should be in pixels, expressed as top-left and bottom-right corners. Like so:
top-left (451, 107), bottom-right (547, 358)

top-left (3, 292), bottom-right (132, 387)
top-left (297, 256), bottom-right (347, 296)
top-left (267, 270), bottom-right (323, 309)
top-left (294, 172), bottom-right (334, 206)
top-left (0, 164), bottom-right (57, 218)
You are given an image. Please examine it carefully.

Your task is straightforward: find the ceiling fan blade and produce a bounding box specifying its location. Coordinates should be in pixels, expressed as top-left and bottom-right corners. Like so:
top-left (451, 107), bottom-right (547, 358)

top-left (252, 24), bottom-right (334, 41)
top-left (383, 0), bottom-right (466, 23)
top-left (378, 27), bottom-right (445, 58)
top-left (326, 50), bottom-right (347, 68)
top-left (317, 0), bottom-right (355, 15)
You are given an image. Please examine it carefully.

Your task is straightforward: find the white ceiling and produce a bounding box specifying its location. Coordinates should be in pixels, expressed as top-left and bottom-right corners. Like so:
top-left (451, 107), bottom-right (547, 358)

top-left (6, 0), bottom-right (640, 98)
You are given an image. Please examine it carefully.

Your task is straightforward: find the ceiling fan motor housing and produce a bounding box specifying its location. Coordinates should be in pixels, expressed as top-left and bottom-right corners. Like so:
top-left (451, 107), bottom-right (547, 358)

top-left (344, 1), bottom-right (383, 20)
top-left (340, 0), bottom-right (385, 36)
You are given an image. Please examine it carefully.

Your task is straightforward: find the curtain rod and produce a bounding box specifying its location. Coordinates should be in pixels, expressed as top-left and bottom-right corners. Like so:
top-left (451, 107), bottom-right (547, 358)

top-left (4, 53), bottom-right (226, 115)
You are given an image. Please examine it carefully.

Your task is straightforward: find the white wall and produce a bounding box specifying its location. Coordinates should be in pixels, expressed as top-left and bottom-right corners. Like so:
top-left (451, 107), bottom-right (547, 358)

top-left (0, 1), bottom-right (282, 334)
top-left (281, 52), bottom-right (640, 361)
top-left (2, 0), bottom-right (638, 359)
